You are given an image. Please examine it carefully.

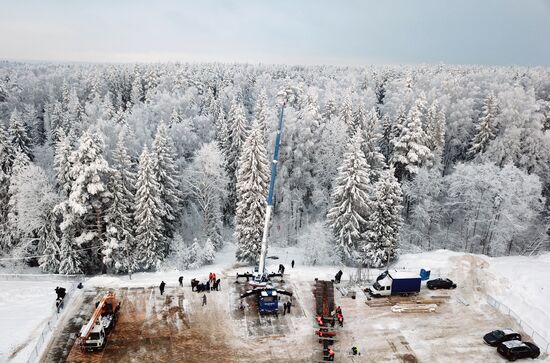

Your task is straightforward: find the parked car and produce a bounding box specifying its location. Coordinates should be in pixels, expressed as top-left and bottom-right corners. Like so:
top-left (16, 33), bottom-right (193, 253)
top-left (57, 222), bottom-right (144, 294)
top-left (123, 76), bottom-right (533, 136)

top-left (483, 329), bottom-right (521, 346)
top-left (497, 340), bottom-right (540, 361)
top-left (426, 278), bottom-right (457, 290)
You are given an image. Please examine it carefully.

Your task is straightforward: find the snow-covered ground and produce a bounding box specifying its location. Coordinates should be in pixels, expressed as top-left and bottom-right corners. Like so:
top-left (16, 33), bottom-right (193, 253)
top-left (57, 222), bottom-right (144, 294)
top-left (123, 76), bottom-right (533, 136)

top-left (2, 246), bottom-right (549, 362)
top-left (0, 279), bottom-right (71, 363)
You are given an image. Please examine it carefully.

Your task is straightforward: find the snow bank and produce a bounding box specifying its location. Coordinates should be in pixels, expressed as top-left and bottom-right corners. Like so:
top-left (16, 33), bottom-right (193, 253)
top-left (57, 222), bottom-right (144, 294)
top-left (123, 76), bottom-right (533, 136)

top-left (485, 253), bottom-right (550, 342)
top-left (0, 280), bottom-right (63, 363)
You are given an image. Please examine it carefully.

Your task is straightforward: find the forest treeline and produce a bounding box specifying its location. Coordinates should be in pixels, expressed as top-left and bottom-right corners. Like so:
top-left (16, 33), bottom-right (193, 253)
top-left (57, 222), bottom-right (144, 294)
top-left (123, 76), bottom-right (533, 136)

top-left (0, 61), bottom-right (548, 273)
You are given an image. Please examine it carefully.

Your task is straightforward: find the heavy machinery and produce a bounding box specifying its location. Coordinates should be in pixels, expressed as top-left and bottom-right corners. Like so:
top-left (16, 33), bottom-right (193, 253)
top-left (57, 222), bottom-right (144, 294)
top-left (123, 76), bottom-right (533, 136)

top-left (240, 286), bottom-right (293, 315)
top-left (236, 88), bottom-right (300, 313)
top-left (78, 292), bottom-right (121, 352)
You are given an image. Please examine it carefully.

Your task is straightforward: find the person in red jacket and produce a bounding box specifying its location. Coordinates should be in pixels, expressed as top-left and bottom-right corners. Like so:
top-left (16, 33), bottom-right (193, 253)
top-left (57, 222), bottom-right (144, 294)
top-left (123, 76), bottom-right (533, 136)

top-left (328, 347), bottom-right (335, 361)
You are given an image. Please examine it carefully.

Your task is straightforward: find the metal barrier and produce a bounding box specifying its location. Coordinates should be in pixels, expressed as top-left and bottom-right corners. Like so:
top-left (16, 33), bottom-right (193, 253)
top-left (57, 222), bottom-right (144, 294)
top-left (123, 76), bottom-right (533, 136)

top-left (0, 273), bottom-right (81, 282)
top-left (25, 281), bottom-right (80, 363)
top-left (487, 295), bottom-right (550, 353)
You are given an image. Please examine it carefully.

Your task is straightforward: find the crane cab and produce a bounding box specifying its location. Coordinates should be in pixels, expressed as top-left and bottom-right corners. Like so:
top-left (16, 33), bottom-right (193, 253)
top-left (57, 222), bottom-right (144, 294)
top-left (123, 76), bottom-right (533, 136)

top-left (259, 289), bottom-right (279, 315)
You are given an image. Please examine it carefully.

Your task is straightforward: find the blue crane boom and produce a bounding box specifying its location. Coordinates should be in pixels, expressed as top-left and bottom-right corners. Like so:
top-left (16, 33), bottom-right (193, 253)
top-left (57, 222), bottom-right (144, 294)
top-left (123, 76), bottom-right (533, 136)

top-left (258, 102), bottom-right (285, 275)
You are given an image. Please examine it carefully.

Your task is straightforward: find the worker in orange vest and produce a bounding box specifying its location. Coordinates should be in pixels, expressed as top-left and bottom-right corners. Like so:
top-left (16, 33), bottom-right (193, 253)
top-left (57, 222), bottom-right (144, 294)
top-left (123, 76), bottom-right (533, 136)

top-left (337, 313), bottom-right (344, 327)
top-left (316, 315), bottom-right (324, 326)
top-left (328, 347), bottom-right (335, 361)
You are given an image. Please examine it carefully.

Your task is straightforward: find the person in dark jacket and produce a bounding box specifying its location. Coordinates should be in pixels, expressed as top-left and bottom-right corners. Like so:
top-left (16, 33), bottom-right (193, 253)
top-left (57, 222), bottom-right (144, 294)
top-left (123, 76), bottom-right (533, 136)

top-left (287, 300), bottom-right (292, 314)
top-left (335, 270), bottom-right (343, 283)
top-left (202, 294), bottom-right (207, 306)
top-left (291, 260), bottom-right (295, 268)
top-left (178, 276), bottom-right (183, 287)
top-left (159, 281), bottom-right (166, 295)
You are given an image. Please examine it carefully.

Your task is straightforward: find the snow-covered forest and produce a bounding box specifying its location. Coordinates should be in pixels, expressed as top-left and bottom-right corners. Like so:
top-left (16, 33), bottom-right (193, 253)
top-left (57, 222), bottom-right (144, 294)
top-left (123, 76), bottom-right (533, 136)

top-left (0, 61), bottom-right (549, 274)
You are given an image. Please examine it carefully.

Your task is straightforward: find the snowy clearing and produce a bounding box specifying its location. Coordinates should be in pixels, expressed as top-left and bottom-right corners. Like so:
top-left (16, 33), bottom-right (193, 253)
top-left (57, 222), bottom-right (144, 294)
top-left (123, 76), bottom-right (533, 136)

top-left (2, 247), bottom-right (550, 362)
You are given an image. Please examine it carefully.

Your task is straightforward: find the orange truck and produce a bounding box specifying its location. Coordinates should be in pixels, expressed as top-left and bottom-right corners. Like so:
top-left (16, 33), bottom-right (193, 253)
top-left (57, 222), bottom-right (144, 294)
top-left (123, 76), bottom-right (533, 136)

top-left (78, 292), bottom-right (121, 352)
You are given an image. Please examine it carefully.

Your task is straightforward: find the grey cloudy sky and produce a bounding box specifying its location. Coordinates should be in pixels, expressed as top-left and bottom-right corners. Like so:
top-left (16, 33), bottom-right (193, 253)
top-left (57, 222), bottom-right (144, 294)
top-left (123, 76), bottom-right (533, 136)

top-left (1, 0), bottom-right (549, 66)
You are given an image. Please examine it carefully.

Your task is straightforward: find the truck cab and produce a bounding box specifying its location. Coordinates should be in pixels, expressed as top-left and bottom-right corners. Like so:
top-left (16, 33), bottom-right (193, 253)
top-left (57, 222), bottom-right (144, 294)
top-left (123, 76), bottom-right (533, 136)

top-left (80, 323), bottom-right (106, 351)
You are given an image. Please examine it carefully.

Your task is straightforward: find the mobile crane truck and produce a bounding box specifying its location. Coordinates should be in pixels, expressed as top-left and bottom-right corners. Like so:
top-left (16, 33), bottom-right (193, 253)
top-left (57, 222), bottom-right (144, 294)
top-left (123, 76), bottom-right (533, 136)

top-left (78, 292), bottom-right (121, 351)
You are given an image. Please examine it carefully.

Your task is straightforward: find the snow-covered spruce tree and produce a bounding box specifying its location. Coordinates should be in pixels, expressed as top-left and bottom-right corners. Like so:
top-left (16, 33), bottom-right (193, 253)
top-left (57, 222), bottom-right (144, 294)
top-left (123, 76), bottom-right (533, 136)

top-left (468, 92), bottom-right (498, 158)
top-left (169, 107), bottom-right (181, 126)
top-left (134, 146), bottom-right (164, 270)
top-left (63, 131), bottom-right (111, 271)
top-left (3, 153), bottom-right (30, 252)
top-left (255, 89), bottom-right (270, 142)
top-left (390, 98), bottom-right (433, 181)
top-left (202, 238), bottom-right (216, 264)
top-left (38, 207), bottom-right (62, 273)
top-left (323, 98), bottom-right (338, 121)
top-left (359, 108), bottom-right (388, 182)
top-left (361, 167), bottom-right (403, 268)
top-left (327, 130), bottom-right (371, 265)
top-left (102, 92), bottom-right (116, 121)
top-left (224, 100), bottom-right (249, 223)
top-left (58, 231), bottom-right (85, 274)
top-left (152, 121), bottom-right (180, 246)
top-left (63, 88), bottom-right (83, 133)
top-left (54, 130), bottom-right (73, 196)
top-left (340, 94), bottom-right (355, 134)
top-left (186, 238), bottom-right (204, 269)
top-left (24, 103), bottom-right (45, 146)
top-left (0, 125), bottom-right (14, 250)
top-left (103, 136), bottom-right (137, 273)
top-left (0, 123), bottom-right (14, 174)
top-left (130, 73), bottom-right (144, 106)
top-left (425, 100), bottom-right (446, 162)
top-left (235, 120), bottom-right (269, 263)
top-left (379, 114), bottom-right (394, 160)
top-left (9, 108), bottom-right (33, 160)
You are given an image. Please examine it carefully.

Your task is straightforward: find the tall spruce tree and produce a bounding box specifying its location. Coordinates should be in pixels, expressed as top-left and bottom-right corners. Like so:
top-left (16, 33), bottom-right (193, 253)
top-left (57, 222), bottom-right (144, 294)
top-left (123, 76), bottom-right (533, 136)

top-left (62, 131), bottom-right (111, 271)
top-left (103, 135), bottom-right (137, 273)
top-left (390, 98), bottom-right (433, 181)
top-left (359, 108), bottom-right (388, 181)
top-left (235, 120), bottom-right (269, 263)
top-left (54, 130), bottom-right (73, 196)
top-left (224, 100), bottom-right (249, 223)
top-left (468, 92), bottom-right (498, 158)
top-left (9, 108), bottom-right (33, 160)
top-left (361, 168), bottom-right (403, 267)
top-left (425, 101), bottom-right (446, 159)
top-left (134, 146), bottom-right (164, 269)
top-left (327, 130), bottom-right (371, 265)
top-left (152, 121), bottom-right (180, 246)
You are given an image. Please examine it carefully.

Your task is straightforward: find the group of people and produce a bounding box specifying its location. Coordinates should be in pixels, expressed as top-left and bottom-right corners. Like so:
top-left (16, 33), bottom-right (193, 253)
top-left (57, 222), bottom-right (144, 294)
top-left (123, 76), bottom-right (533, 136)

top-left (191, 272), bottom-right (221, 293)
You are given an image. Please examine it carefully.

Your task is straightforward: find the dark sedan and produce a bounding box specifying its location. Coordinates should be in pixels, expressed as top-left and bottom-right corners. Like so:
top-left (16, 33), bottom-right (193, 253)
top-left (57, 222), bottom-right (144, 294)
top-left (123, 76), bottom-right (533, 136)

top-left (426, 278), bottom-right (457, 290)
top-left (497, 340), bottom-right (540, 361)
top-left (483, 329), bottom-right (521, 346)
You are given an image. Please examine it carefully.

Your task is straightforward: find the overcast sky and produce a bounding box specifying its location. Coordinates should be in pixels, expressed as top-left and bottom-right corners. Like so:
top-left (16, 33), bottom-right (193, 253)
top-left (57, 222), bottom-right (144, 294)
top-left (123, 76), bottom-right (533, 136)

top-left (1, 0), bottom-right (549, 66)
